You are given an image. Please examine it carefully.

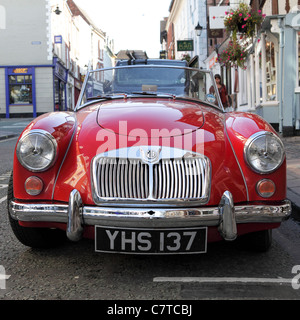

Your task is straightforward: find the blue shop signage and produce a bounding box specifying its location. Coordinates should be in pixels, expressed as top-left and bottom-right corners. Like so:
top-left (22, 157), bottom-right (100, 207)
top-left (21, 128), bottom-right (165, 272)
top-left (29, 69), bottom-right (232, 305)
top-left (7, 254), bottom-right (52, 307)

top-left (54, 58), bottom-right (68, 82)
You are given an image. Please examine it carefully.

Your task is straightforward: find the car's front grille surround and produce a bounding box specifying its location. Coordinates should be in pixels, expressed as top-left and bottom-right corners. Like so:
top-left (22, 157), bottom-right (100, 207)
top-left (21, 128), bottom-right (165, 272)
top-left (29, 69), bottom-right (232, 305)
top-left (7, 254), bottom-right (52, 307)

top-left (91, 146), bottom-right (211, 207)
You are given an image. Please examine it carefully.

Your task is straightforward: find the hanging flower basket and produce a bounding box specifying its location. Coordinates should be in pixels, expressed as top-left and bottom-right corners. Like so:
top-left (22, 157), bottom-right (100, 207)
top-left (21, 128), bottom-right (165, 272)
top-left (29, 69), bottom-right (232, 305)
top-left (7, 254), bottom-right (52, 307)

top-left (224, 3), bottom-right (266, 39)
top-left (217, 40), bottom-right (248, 69)
top-left (181, 53), bottom-right (191, 62)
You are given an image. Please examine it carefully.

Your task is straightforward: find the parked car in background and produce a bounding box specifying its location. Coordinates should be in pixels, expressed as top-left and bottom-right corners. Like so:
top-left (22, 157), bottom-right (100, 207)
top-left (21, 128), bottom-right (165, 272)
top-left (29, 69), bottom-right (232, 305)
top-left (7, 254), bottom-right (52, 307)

top-left (8, 61), bottom-right (291, 254)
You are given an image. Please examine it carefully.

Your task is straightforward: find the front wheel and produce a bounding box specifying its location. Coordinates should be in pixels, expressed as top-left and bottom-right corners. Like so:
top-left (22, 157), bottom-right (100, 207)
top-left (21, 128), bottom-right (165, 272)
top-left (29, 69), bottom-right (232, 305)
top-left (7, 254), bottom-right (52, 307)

top-left (7, 173), bottom-right (66, 249)
top-left (238, 229), bottom-right (272, 252)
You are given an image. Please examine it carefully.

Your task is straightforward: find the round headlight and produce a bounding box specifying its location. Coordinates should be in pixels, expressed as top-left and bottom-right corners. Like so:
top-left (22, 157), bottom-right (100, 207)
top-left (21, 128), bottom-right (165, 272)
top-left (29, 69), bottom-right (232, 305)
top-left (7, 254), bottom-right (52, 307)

top-left (244, 131), bottom-right (285, 174)
top-left (17, 130), bottom-right (57, 172)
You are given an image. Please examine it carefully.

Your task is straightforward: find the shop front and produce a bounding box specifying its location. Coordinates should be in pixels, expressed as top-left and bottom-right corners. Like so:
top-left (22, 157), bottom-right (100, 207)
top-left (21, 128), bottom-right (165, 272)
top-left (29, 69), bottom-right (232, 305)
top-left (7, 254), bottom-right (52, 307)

top-left (5, 67), bottom-right (36, 118)
top-left (254, 12), bottom-right (300, 135)
top-left (53, 58), bottom-right (68, 111)
top-left (74, 78), bottom-right (82, 107)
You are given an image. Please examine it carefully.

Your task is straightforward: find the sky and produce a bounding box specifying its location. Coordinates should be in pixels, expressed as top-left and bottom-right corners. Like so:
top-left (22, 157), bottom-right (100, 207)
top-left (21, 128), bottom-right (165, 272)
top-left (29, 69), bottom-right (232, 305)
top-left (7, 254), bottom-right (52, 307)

top-left (74, 0), bottom-right (172, 58)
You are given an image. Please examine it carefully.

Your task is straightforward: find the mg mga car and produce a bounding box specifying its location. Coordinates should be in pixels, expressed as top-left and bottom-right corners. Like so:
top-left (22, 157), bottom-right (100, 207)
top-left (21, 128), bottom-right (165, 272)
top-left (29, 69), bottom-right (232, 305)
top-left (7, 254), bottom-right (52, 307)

top-left (8, 60), bottom-right (291, 254)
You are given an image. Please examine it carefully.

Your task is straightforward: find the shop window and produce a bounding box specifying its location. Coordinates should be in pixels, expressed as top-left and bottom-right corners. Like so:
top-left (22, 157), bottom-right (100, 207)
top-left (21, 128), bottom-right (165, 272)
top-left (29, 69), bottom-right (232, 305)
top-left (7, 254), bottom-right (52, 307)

top-left (266, 41), bottom-right (276, 101)
top-left (9, 75), bottom-right (32, 104)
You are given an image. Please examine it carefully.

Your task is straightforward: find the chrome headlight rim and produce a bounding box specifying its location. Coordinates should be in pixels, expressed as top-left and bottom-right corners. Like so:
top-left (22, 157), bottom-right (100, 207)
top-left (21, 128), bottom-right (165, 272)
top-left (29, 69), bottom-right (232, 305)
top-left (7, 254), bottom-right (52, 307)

top-left (244, 131), bottom-right (285, 174)
top-left (16, 129), bottom-right (58, 172)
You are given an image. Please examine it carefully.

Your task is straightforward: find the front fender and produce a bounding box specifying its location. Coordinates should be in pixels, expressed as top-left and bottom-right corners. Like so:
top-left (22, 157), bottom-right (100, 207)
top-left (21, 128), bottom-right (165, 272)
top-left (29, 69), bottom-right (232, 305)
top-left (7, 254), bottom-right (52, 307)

top-left (225, 112), bottom-right (287, 202)
top-left (13, 112), bottom-right (77, 200)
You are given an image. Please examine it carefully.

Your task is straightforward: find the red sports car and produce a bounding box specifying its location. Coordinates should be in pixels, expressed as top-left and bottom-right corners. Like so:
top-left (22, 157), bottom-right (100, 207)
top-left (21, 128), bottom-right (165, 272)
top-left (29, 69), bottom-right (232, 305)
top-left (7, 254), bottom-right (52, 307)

top-left (8, 61), bottom-right (291, 254)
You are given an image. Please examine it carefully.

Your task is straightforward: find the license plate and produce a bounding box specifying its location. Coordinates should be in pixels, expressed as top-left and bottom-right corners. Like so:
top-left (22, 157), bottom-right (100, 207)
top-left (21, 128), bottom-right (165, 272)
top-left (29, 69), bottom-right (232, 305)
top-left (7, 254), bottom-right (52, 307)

top-left (95, 226), bottom-right (207, 254)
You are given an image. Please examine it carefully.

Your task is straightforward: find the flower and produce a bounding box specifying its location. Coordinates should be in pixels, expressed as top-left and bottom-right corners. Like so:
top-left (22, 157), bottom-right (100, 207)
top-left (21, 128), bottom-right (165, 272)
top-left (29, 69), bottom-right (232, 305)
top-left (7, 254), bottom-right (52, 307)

top-left (224, 2), bottom-right (265, 39)
top-left (217, 40), bottom-right (248, 69)
top-left (181, 53), bottom-right (191, 62)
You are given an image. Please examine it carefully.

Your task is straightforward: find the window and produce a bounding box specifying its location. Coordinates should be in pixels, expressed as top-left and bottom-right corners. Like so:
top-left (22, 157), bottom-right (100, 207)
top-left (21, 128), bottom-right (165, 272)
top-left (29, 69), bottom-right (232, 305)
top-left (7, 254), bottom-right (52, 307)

top-left (266, 41), bottom-right (276, 101)
top-left (9, 75), bottom-right (32, 104)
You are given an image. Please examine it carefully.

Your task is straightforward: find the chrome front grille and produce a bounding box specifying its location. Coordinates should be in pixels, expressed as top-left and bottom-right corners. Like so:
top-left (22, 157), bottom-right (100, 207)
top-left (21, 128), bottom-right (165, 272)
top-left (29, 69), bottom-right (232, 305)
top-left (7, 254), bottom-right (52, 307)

top-left (91, 146), bottom-right (211, 207)
top-left (153, 158), bottom-right (207, 199)
top-left (95, 158), bottom-right (149, 199)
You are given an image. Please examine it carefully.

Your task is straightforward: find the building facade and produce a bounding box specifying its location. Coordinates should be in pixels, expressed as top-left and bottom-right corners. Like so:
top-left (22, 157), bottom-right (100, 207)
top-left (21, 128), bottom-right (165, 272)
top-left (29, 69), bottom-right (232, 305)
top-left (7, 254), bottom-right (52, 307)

top-left (254, 0), bottom-right (300, 136)
top-left (163, 0), bottom-right (208, 67)
top-left (161, 0), bottom-right (300, 136)
top-left (0, 0), bottom-right (115, 118)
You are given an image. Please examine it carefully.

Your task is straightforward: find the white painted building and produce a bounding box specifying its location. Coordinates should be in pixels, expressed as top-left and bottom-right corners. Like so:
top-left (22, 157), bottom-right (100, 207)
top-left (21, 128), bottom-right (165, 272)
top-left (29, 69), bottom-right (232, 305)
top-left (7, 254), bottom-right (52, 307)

top-left (166, 0), bottom-right (208, 67)
top-left (0, 0), bottom-right (115, 118)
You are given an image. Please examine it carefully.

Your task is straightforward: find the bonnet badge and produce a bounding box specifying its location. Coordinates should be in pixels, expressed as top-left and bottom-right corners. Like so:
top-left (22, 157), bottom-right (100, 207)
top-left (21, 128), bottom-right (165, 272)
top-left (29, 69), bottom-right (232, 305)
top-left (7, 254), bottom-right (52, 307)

top-left (140, 147), bottom-right (161, 163)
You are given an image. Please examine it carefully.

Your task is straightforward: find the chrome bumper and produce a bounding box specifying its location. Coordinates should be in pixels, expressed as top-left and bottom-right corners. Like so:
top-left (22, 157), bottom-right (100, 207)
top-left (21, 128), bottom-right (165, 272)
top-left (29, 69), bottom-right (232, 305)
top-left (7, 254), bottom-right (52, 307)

top-left (10, 190), bottom-right (291, 242)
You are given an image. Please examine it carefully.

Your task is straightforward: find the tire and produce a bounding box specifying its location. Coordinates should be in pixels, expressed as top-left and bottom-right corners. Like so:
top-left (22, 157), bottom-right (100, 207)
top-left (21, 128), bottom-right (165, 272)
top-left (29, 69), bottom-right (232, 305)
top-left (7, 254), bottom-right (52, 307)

top-left (238, 229), bottom-right (272, 252)
top-left (7, 172), bottom-right (66, 249)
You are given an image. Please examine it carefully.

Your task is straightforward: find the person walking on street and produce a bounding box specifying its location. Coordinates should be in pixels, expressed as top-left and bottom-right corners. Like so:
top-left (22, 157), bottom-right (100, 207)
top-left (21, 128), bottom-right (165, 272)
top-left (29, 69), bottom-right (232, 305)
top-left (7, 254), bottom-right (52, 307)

top-left (210, 74), bottom-right (231, 110)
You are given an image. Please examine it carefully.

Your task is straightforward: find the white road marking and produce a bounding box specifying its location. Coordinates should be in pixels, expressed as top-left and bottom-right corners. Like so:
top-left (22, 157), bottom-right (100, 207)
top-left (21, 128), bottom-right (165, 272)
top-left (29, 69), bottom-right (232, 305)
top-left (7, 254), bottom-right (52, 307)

top-left (153, 277), bottom-right (293, 284)
top-left (0, 196), bottom-right (7, 204)
top-left (1, 125), bottom-right (27, 128)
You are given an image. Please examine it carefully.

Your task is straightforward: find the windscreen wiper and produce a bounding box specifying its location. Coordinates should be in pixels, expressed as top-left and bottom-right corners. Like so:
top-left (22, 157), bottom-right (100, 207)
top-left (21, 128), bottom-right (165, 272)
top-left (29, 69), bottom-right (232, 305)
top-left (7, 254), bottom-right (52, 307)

top-left (86, 93), bottom-right (128, 101)
top-left (131, 92), bottom-right (176, 99)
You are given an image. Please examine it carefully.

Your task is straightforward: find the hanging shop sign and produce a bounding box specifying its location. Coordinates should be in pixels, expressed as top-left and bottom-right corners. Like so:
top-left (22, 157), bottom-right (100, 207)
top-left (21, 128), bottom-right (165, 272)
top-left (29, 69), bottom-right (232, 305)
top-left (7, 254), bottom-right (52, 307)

top-left (177, 40), bottom-right (194, 52)
top-left (54, 59), bottom-right (68, 82)
top-left (209, 6), bottom-right (231, 29)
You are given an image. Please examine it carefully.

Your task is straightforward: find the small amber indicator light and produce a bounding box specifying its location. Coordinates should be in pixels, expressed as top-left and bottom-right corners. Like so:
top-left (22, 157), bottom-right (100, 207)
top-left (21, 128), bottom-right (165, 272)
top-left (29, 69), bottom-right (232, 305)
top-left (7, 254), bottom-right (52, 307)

top-left (25, 176), bottom-right (43, 196)
top-left (256, 179), bottom-right (276, 198)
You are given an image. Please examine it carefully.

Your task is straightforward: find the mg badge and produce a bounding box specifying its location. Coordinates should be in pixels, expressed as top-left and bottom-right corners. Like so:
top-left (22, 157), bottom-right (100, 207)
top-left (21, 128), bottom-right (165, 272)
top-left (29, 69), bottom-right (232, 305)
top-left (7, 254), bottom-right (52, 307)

top-left (146, 150), bottom-right (157, 160)
top-left (140, 147), bottom-right (161, 163)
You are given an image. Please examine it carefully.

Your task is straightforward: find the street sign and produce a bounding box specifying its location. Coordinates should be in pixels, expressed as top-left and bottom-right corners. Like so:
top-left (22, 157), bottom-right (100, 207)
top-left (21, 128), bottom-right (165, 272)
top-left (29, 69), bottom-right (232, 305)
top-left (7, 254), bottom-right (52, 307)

top-left (54, 35), bottom-right (62, 44)
top-left (177, 40), bottom-right (194, 52)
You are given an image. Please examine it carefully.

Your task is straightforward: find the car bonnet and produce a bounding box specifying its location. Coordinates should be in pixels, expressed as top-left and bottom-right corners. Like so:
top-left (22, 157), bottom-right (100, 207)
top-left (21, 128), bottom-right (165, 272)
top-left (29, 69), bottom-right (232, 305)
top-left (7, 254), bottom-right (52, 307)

top-left (96, 99), bottom-right (205, 138)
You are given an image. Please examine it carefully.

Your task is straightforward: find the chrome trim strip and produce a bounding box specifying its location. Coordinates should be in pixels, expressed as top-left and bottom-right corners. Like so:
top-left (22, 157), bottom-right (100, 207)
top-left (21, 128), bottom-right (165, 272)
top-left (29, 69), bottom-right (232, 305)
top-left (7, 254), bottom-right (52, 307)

top-left (224, 124), bottom-right (249, 201)
top-left (51, 115), bottom-right (77, 200)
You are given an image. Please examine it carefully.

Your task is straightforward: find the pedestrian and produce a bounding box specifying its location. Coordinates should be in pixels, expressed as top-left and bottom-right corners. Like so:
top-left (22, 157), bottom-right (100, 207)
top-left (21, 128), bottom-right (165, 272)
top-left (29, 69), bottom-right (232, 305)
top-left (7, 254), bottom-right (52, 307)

top-left (210, 74), bottom-right (231, 110)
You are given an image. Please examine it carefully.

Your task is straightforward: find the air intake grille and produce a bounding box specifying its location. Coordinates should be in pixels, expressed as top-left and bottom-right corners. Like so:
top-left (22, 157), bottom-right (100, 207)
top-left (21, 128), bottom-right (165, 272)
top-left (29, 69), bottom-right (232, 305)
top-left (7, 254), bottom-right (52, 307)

top-left (153, 158), bottom-right (207, 199)
top-left (92, 148), bottom-right (210, 206)
top-left (95, 158), bottom-right (149, 199)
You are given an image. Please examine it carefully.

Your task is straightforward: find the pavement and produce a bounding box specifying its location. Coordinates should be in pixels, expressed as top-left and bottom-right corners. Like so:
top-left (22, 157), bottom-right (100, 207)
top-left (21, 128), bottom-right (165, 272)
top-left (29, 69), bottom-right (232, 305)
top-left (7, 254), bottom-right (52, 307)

top-left (1, 117), bottom-right (300, 219)
top-left (282, 136), bottom-right (300, 220)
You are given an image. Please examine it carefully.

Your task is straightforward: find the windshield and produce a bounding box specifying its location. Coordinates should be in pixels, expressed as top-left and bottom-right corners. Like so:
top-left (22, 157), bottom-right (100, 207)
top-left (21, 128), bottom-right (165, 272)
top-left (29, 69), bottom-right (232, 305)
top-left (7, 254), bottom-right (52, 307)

top-left (77, 65), bottom-right (221, 109)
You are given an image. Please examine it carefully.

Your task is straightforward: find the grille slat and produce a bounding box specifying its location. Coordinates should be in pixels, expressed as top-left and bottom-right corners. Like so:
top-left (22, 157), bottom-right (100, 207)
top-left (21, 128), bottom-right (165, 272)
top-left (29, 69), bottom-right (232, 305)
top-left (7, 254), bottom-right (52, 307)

top-left (93, 154), bottom-right (209, 203)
